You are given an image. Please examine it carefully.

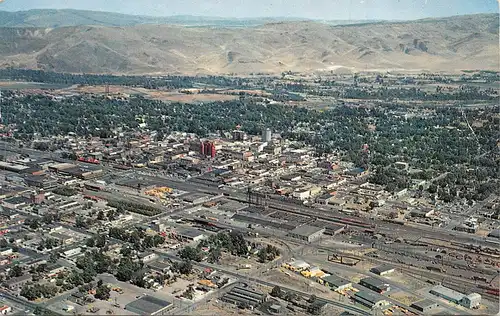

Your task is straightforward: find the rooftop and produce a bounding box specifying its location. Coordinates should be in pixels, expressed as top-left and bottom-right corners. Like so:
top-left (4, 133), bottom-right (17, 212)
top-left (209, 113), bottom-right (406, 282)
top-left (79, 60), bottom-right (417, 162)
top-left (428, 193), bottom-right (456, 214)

top-left (370, 264), bottom-right (395, 274)
top-left (411, 299), bottom-right (438, 310)
top-left (125, 295), bottom-right (172, 315)
top-left (354, 290), bottom-right (387, 305)
top-left (176, 227), bottom-right (205, 238)
top-left (430, 285), bottom-right (464, 302)
top-left (288, 224), bottom-right (324, 237)
top-left (322, 275), bottom-right (352, 287)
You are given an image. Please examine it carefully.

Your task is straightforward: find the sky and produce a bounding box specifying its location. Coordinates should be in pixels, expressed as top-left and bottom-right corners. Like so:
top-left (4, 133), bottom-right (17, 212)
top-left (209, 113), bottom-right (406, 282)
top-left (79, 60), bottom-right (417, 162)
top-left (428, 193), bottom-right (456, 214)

top-left (0, 0), bottom-right (498, 20)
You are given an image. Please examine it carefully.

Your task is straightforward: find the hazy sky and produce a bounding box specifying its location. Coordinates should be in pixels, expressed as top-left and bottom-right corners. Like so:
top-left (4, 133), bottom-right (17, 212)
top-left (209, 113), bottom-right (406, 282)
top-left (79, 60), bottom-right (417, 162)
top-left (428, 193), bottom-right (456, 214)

top-left (0, 0), bottom-right (498, 20)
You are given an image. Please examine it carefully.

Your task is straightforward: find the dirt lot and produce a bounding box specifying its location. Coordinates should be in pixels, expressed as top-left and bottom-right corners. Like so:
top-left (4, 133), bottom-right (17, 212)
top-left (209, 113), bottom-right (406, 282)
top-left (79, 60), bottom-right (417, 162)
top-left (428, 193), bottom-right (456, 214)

top-left (387, 290), bottom-right (421, 306)
top-left (382, 271), bottom-right (428, 291)
top-left (65, 85), bottom-right (238, 102)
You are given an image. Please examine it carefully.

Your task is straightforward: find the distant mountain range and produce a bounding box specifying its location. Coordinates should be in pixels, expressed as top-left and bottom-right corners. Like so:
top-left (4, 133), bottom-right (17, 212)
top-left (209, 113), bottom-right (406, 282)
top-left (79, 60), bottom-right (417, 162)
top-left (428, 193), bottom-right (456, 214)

top-left (0, 9), bottom-right (380, 28)
top-left (0, 10), bottom-right (497, 75)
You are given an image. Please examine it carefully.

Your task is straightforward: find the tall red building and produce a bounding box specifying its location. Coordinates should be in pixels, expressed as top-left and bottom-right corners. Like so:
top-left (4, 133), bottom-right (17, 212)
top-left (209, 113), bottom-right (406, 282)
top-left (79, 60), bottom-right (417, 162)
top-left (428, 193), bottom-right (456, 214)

top-left (200, 141), bottom-right (216, 158)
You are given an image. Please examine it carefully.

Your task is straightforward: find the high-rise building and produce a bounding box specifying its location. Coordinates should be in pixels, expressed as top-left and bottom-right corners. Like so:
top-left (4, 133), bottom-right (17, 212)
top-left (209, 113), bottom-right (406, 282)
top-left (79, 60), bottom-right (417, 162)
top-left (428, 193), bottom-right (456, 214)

top-left (201, 141), bottom-right (216, 158)
top-left (232, 130), bottom-right (246, 141)
top-left (261, 128), bottom-right (272, 142)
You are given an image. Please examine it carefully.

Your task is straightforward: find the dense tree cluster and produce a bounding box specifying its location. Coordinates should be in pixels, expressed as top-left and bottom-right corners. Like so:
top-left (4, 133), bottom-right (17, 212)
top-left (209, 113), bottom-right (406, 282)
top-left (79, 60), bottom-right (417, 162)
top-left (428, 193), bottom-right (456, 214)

top-left (107, 200), bottom-right (162, 216)
top-left (108, 227), bottom-right (165, 251)
top-left (0, 68), bottom-right (251, 89)
top-left (1, 82), bottom-right (498, 203)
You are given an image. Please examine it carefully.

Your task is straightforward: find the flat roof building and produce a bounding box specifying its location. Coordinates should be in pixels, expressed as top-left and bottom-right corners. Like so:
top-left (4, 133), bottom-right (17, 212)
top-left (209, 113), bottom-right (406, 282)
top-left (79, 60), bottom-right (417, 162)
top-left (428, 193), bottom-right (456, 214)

top-left (321, 275), bottom-right (352, 291)
top-left (353, 290), bottom-right (390, 309)
top-left (287, 225), bottom-right (325, 242)
top-left (370, 264), bottom-right (395, 276)
top-left (359, 277), bottom-right (391, 293)
top-left (174, 228), bottom-right (206, 242)
top-left (430, 285), bottom-right (463, 304)
top-left (125, 295), bottom-right (173, 315)
top-left (221, 285), bottom-right (267, 308)
top-left (411, 299), bottom-right (439, 313)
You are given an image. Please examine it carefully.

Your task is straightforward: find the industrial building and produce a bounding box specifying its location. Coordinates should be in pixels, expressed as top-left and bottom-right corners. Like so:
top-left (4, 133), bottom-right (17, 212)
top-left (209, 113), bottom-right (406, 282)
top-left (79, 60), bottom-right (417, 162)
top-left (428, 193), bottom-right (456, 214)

top-left (221, 285), bottom-right (267, 308)
top-left (370, 264), bottom-right (395, 276)
top-left (287, 225), bottom-right (325, 242)
top-left (173, 228), bottom-right (206, 242)
top-left (125, 295), bottom-right (173, 315)
top-left (359, 277), bottom-right (391, 293)
top-left (353, 290), bottom-right (390, 309)
top-left (321, 275), bottom-right (352, 291)
top-left (430, 285), bottom-right (464, 304)
top-left (429, 285), bottom-right (481, 308)
top-left (410, 299), bottom-right (439, 313)
top-left (461, 293), bottom-right (481, 309)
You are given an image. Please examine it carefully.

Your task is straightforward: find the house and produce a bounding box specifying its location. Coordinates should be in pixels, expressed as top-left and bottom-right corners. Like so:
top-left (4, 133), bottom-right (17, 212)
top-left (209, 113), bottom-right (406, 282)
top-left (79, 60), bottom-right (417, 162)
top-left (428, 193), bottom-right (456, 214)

top-left (4, 274), bottom-right (31, 290)
top-left (147, 260), bottom-right (171, 273)
top-left (46, 263), bottom-right (66, 278)
top-left (287, 225), bottom-right (325, 242)
top-left (0, 305), bottom-right (12, 315)
top-left (138, 251), bottom-right (158, 263)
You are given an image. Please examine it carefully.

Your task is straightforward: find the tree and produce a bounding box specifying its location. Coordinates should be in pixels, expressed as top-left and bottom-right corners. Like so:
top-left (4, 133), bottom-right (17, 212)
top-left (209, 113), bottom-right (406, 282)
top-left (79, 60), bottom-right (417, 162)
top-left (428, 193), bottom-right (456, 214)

top-left (270, 285), bottom-right (282, 298)
top-left (95, 284), bottom-right (111, 300)
top-left (176, 260), bottom-right (193, 275)
top-left (258, 248), bottom-right (268, 263)
top-left (308, 294), bottom-right (317, 303)
top-left (179, 246), bottom-right (203, 262)
top-left (208, 247), bottom-right (221, 263)
top-left (85, 238), bottom-right (95, 247)
top-left (9, 265), bottom-right (23, 277)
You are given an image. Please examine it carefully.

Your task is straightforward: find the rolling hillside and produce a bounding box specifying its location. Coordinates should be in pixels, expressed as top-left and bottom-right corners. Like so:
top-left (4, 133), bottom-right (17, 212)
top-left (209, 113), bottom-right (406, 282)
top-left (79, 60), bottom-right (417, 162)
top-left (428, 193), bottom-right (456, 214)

top-left (0, 13), bottom-right (497, 74)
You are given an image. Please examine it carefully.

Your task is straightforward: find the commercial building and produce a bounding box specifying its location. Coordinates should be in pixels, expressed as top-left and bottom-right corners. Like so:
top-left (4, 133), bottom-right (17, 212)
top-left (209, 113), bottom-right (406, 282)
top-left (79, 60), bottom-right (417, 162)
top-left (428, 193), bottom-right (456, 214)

top-left (174, 228), bottom-right (206, 242)
top-left (321, 275), bottom-right (352, 291)
top-left (410, 299), bottom-right (439, 313)
top-left (370, 264), bottom-right (395, 276)
top-left (262, 128), bottom-right (272, 142)
top-left (353, 290), bottom-right (390, 309)
top-left (359, 277), bottom-right (391, 294)
top-left (125, 295), bottom-right (173, 315)
top-left (287, 225), bottom-right (325, 242)
top-left (221, 285), bottom-right (267, 308)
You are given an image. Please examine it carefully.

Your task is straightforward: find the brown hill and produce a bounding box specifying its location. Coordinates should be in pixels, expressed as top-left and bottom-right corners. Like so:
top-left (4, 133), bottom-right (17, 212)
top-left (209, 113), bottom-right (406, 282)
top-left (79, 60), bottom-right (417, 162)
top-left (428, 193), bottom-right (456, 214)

top-left (0, 14), bottom-right (498, 75)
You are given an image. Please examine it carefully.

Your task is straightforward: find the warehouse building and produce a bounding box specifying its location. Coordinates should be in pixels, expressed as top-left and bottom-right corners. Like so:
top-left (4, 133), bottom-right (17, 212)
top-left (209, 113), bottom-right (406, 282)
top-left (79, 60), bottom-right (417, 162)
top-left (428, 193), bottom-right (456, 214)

top-left (321, 275), bottom-right (352, 291)
top-left (429, 285), bottom-right (465, 305)
top-left (461, 293), bottom-right (481, 309)
top-left (125, 295), bottom-right (173, 315)
top-left (359, 277), bottom-right (391, 293)
top-left (221, 285), bottom-right (267, 308)
top-left (353, 290), bottom-right (390, 309)
top-left (174, 228), bottom-right (206, 242)
top-left (370, 264), bottom-right (395, 276)
top-left (287, 225), bottom-right (325, 242)
top-left (410, 299), bottom-right (439, 313)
